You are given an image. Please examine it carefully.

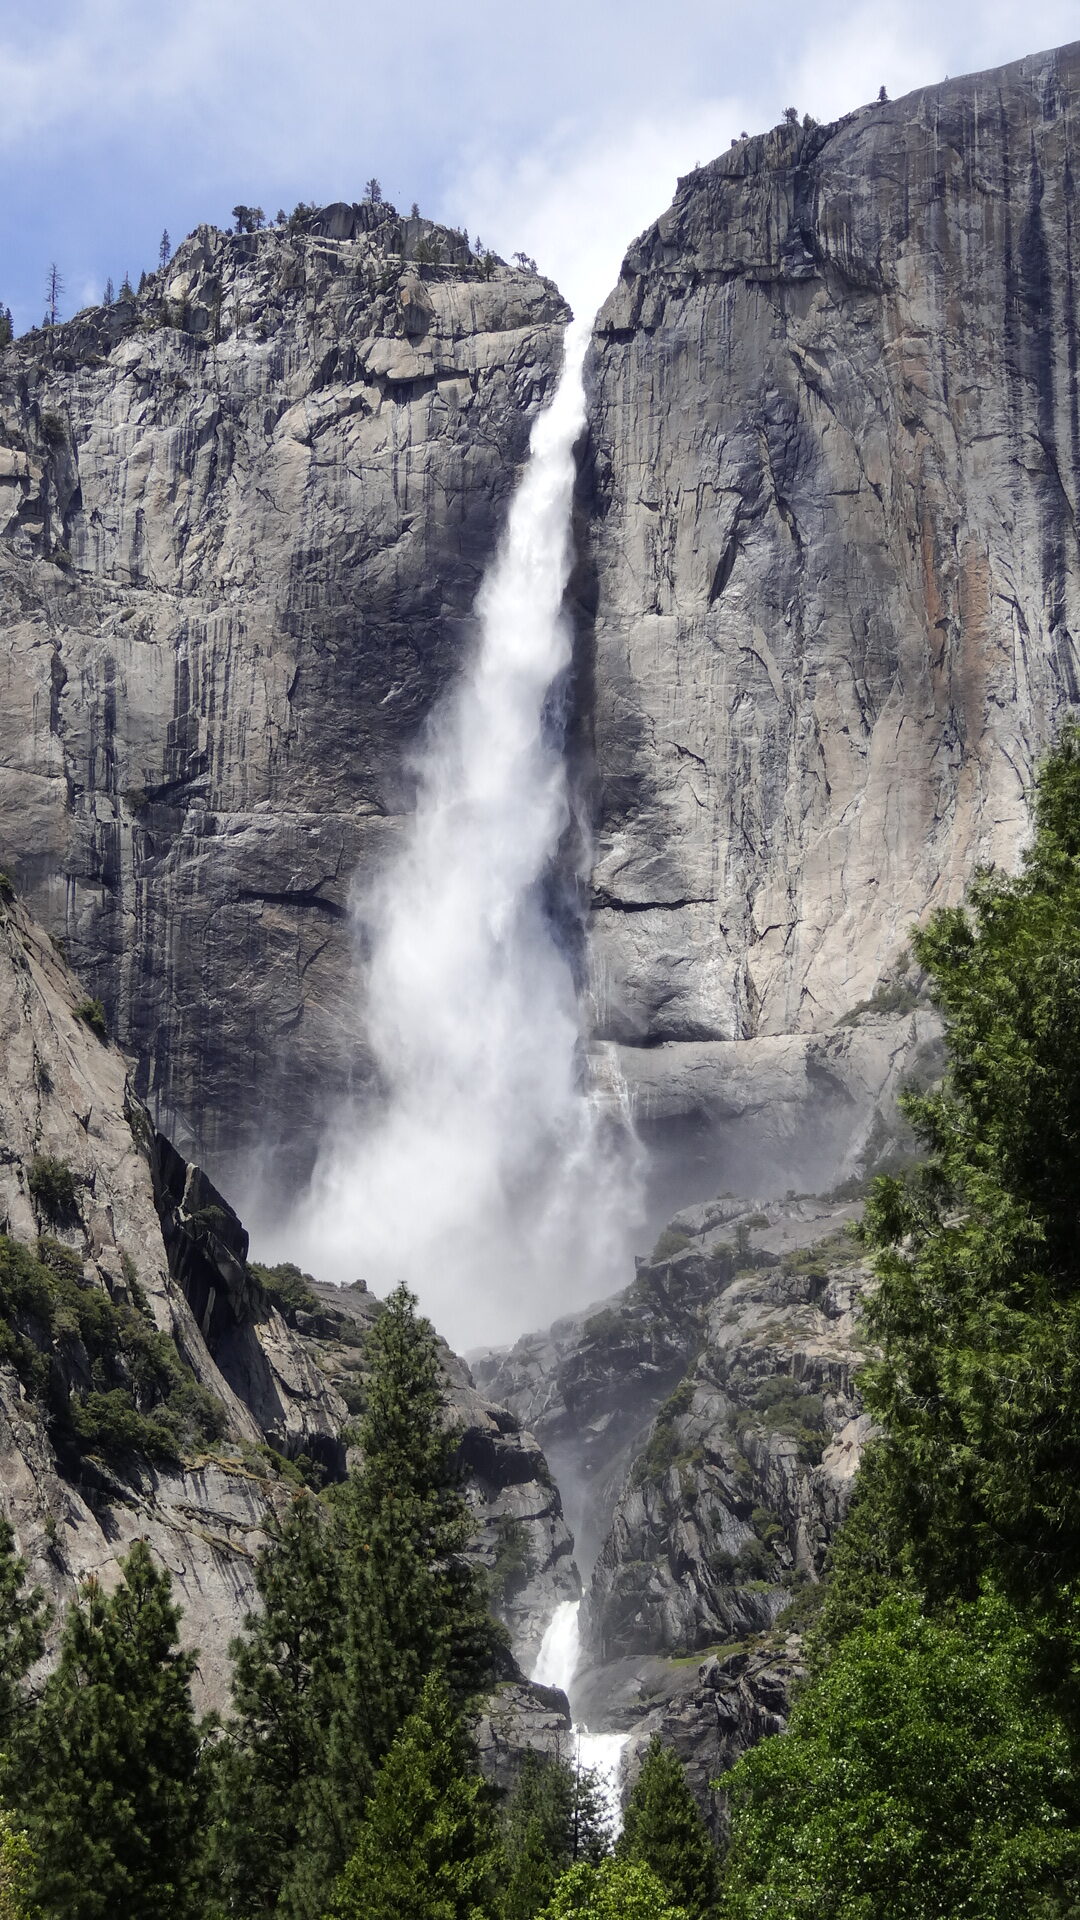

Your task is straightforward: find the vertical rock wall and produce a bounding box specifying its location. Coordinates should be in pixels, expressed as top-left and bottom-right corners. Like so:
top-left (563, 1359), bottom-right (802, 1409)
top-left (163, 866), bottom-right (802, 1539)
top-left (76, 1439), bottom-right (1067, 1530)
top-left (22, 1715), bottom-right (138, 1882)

top-left (0, 211), bottom-right (567, 1185)
top-left (581, 41), bottom-right (1080, 1186)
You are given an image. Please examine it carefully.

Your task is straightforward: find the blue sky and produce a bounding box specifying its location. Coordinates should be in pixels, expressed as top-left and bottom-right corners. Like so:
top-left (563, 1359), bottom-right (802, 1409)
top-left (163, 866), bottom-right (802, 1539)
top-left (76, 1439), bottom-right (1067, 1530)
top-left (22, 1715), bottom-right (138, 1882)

top-left (2, 0), bottom-right (1078, 333)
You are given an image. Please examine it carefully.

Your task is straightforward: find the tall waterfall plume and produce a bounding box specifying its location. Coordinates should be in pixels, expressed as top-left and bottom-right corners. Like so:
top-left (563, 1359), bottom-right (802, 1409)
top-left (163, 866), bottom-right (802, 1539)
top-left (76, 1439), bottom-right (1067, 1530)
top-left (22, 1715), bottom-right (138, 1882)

top-left (287, 320), bottom-right (641, 1349)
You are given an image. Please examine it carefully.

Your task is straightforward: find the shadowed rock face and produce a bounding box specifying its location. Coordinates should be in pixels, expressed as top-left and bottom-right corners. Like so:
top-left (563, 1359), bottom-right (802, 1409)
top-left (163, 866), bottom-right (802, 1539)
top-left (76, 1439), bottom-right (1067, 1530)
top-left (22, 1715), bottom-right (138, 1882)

top-left (0, 210), bottom-right (567, 1187)
top-left (579, 41), bottom-right (1080, 1185)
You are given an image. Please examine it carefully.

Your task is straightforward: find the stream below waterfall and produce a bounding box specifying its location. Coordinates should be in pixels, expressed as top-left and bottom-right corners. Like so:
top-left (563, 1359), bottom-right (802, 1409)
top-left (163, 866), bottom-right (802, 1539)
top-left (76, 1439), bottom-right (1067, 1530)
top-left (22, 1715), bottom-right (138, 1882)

top-left (532, 1599), bottom-right (629, 1829)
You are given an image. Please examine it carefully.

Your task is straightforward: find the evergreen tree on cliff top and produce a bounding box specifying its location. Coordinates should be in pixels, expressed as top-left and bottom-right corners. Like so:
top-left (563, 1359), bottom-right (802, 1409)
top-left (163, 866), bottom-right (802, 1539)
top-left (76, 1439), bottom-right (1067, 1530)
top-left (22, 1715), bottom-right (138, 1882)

top-left (21, 1540), bottom-right (202, 1920)
top-left (214, 1283), bottom-right (503, 1919)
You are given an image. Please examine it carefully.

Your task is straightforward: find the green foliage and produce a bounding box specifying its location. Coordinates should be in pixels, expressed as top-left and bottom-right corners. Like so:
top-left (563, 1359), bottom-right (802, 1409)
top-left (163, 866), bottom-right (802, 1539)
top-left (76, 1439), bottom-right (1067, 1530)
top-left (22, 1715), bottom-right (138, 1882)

top-left (325, 1674), bottom-right (500, 1920)
top-left (73, 997), bottom-right (107, 1039)
top-left (490, 1515), bottom-right (534, 1604)
top-left (747, 1375), bottom-right (826, 1464)
top-left (839, 974), bottom-right (921, 1025)
top-left (537, 1858), bottom-right (688, 1919)
top-left (214, 1284), bottom-right (503, 1916)
top-left (498, 1747), bottom-right (612, 1912)
top-left (0, 1232), bottom-right (224, 1464)
top-left (0, 874), bottom-right (13, 903)
top-left (19, 1541), bottom-right (202, 1920)
top-left (249, 1260), bottom-right (320, 1322)
top-left (650, 1228), bottom-right (692, 1263)
top-left (0, 311), bottom-right (12, 351)
top-left (618, 1738), bottom-right (718, 1920)
top-left (720, 1591), bottom-right (1080, 1919)
top-left (719, 733), bottom-right (1080, 1914)
top-left (0, 1520), bottom-right (48, 1754)
top-left (500, 1753), bottom-right (578, 1920)
top-left (26, 1158), bottom-right (77, 1222)
top-left (203, 1495), bottom-right (339, 1918)
top-left (854, 724), bottom-right (1080, 1626)
top-left (0, 1814), bottom-right (37, 1920)
top-left (631, 1376), bottom-right (697, 1489)
top-left (38, 412), bottom-right (65, 447)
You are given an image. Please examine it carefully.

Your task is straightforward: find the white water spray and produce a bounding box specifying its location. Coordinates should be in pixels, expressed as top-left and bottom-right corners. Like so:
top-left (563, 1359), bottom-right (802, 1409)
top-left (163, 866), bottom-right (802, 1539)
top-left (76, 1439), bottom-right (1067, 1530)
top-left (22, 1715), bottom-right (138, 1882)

top-left (287, 319), bottom-right (641, 1350)
top-left (533, 1599), bottom-right (629, 1830)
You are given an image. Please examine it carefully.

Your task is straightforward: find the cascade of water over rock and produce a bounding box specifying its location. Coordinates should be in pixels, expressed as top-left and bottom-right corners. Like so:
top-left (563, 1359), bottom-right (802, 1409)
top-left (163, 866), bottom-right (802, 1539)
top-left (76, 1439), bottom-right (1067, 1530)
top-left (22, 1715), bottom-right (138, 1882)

top-left (533, 1598), bottom-right (629, 1829)
top-left (292, 318), bottom-right (641, 1350)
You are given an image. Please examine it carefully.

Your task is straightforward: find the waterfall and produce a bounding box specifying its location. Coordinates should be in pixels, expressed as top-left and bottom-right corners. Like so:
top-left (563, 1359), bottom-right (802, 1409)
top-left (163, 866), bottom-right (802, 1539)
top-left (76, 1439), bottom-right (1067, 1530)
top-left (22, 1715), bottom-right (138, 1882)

top-left (288, 316), bottom-right (641, 1351)
top-left (532, 1599), bottom-right (629, 1830)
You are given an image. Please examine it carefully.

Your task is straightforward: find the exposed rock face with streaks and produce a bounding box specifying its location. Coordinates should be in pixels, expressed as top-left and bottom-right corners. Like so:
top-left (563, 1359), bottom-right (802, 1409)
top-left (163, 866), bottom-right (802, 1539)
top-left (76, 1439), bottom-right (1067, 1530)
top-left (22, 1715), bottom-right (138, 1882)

top-left (0, 208), bottom-right (567, 1187)
top-left (580, 40), bottom-right (1080, 1192)
top-left (0, 887), bottom-right (575, 1712)
top-left (478, 1193), bottom-right (875, 1823)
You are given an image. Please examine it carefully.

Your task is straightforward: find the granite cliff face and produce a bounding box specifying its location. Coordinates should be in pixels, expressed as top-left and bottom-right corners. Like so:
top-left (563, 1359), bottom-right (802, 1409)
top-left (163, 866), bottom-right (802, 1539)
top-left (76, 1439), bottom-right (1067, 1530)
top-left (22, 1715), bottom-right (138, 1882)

top-left (478, 1192), bottom-right (874, 1826)
top-left (2, 52), bottom-right (1077, 1213)
top-left (0, 207), bottom-right (567, 1186)
top-left (0, 885), bottom-right (575, 1712)
top-left (580, 40), bottom-right (1080, 1195)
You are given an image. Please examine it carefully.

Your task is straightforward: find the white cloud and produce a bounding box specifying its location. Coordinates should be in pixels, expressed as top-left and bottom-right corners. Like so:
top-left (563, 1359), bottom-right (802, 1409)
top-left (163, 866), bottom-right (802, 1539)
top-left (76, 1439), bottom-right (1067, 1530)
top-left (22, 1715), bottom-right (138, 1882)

top-left (443, 98), bottom-right (749, 321)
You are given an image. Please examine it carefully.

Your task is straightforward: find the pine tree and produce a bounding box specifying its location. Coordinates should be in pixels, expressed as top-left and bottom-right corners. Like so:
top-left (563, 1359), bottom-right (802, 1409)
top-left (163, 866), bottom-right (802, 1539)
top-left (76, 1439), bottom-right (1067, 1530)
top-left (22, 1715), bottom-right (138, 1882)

top-left (119, 272), bottom-right (134, 302)
top-left (0, 1519), bottom-right (48, 1756)
top-left (326, 1673), bottom-right (501, 1920)
top-left (44, 265), bottom-right (62, 327)
top-left (365, 177), bottom-right (382, 204)
top-left (204, 1496), bottom-right (339, 1919)
top-left (308, 1284), bottom-right (504, 1895)
top-left (103, 277), bottom-right (114, 306)
top-left (0, 310), bottom-right (11, 348)
top-left (159, 229), bottom-right (171, 270)
top-left (500, 1750), bottom-right (611, 1919)
top-left (217, 1284), bottom-right (504, 1917)
top-left (20, 1540), bottom-right (202, 1920)
top-left (618, 1739), bottom-right (718, 1919)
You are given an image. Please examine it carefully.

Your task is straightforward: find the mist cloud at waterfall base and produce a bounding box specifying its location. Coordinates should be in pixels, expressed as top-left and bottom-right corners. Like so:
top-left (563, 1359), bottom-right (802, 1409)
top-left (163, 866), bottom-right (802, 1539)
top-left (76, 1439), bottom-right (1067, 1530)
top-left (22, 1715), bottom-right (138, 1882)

top-left (274, 324), bottom-right (644, 1353)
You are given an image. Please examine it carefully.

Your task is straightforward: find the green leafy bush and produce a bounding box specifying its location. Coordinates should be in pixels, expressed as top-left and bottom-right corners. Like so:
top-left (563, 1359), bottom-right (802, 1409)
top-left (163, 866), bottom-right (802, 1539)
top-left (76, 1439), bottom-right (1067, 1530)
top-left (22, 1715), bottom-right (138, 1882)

top-left (489, 1515), bottom-right (534, 1603)
top-left (650, 1228), bottom-right (692, 1263)
top-left (0, 1232), bottom-right (225, 1465)
top-left (26, 1157), bottom-right (78, 1221)
top-left (72, 998), bottom-right (106, 1040)
top-left (720, 1592), bottom-right (1080, 1919)
top-left (250, 1259), bottom-right (320, 1321)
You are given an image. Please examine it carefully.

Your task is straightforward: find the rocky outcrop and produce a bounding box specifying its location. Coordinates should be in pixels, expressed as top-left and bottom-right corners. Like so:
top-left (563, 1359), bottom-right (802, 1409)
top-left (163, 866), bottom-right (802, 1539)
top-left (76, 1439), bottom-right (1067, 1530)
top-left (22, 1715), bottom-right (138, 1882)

top-left (479, 1192), bottom-right (874, 1815)
top-left (0, 208), bottom-right (567, 1191)
top-left (580, 41), bottom-right (1080, 1193)
top-left (0, 885), bottom-right (574, 1704)
top-left (580, 1221), bottom-right (871, 1665)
